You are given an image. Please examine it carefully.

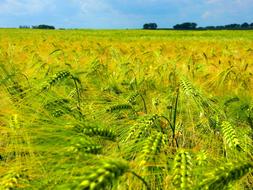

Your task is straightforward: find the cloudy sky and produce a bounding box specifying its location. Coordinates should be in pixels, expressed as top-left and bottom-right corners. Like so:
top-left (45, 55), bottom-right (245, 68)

top-left (0, 0), bottom-right (252, 28)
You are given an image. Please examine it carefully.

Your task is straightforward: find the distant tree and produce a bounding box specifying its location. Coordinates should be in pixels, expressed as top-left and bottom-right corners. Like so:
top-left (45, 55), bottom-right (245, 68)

top-left (143, 23), bottom-right (147, 29)
top-left (173, 24), bottom-right (180, 30)
top-left (205, 26), bottom-right (216, 30)
top-left (143, 23), bottom-right (158, 30)
top-left (172, 22), bottom-right (253, 30)
top-left (215, 26), bottom-right (225, 29)
top-left (224, 24), bottom-right (240, 29)
top-left (32, 24), bottom-right (55, 30)
top-left (173, 22), bottom-right (197, 30)
top-left (19, 25), bottom-right (30, 29)
top-left (150, 23), bottom-right (158, 29)
top-left (143, 23), bottom-right (149, 29)
top-left (241, 22), bottom-right (249, 28)
top-left (191, 23), bottom-right (197, 29)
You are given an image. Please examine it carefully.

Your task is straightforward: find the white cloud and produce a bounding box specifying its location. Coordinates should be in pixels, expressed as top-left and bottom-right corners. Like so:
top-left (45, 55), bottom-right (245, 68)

top-left (0, 0), bottom-right (54, 15)
top-left (70, 0), bottom-right (132, 28)
top-left (0, 0), bottom-right (252, 28)
top-left (206, 0), bottom-right (253, 5)
top-left (202, 11), bottom-right (211, 19)
top-left (206, 0), bottom-right (221, 3)
top-left (72, 0), bottom-right (117, 15)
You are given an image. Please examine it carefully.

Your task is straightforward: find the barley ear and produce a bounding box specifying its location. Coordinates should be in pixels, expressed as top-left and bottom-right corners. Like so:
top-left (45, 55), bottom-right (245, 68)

top-left (221, 121), bottom-right (242, 151)
top-left (172, 150), bottom-right (193, 190)
top-left (197, 162), bottom-right (253, 190)
top-left (78, 160), bottom-right (129, 190)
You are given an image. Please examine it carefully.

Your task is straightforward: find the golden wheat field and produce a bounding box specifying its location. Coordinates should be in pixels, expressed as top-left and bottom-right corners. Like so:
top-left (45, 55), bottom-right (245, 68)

top-left (0, 29), bottom-right (253, 189)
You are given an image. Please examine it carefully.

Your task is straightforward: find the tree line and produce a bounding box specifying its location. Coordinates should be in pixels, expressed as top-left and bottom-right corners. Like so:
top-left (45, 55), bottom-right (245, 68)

top-left (143, 22), bottom-right (253, 30)
top-left (143, 23), bottom-right (158, 30)
top-left (18, 22), bottom-right (253, 30)
top-left (19, 25), bottom-right (55, 29)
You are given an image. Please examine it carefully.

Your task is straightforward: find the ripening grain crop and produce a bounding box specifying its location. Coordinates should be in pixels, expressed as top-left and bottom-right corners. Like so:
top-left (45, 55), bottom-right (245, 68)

top-left (0, 29), bottom-right (252, 189)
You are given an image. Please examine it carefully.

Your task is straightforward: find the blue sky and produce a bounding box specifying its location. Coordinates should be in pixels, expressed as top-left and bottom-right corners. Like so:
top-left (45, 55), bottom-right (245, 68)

top-left (0, 0), bottom-right (252, 28)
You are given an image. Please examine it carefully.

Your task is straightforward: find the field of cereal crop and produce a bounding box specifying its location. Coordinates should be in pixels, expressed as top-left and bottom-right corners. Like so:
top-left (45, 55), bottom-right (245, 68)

top-left (0, 29), bottom-right (253, 189)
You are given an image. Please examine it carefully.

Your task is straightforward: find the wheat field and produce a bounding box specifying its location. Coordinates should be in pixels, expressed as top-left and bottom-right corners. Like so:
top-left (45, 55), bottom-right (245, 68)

top-left (0, 29), bottom-right (252, 189)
